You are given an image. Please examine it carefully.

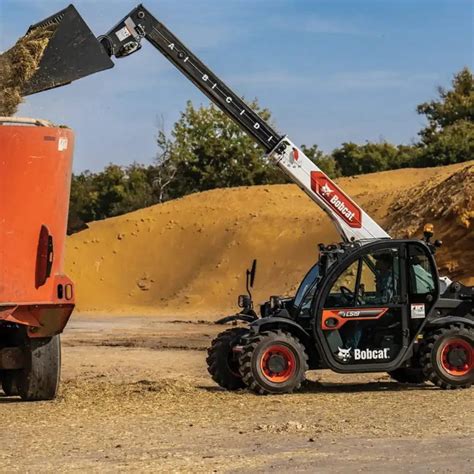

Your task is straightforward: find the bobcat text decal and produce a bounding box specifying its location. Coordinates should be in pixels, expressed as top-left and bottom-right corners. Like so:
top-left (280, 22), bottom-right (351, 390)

top-left (310, 171), bottom-right (362, 228)
top-left (337, 347), bottom-right (391, 362)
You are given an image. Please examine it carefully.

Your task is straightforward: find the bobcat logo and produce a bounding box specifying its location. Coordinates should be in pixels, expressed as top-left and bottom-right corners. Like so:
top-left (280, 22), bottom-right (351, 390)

top-left (337, 347), bottom-right (352, 362)
top-left (321, 183), bottom-right (333, 196)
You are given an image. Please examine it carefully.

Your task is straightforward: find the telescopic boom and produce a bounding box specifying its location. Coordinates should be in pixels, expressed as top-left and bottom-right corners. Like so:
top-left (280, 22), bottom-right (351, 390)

top-left (24, 3), bottom-right (390, 242)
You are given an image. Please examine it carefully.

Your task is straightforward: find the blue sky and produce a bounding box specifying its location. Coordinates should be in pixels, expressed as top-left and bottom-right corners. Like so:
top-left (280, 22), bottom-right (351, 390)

top-left (1, 0), bottom-right (472, 172)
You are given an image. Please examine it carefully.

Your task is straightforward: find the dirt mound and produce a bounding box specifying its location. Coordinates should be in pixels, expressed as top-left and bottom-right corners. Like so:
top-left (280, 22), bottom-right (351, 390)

top-left (388, 164), bottom-right (473, 283)
top-left (65, 161), bottom-right (473, 317)
top-left (0, 25), bottom-right (56, 116)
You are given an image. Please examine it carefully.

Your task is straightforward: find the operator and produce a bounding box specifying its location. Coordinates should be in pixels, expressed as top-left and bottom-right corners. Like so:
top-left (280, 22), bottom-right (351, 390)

top-left (374, 253), bottom-right (397, 304)
top-left (341, 253), bottom-right (397, 351)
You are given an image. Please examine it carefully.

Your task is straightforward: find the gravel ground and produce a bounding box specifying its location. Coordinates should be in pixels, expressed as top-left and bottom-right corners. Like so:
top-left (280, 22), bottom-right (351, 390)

top-left (0, 316), bottom-right (472, 472)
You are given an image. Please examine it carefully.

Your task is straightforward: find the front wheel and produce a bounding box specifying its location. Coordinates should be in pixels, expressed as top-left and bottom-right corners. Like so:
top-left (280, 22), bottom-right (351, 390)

top-left (419, 325), bottom-right (473, 389)
top-left (207, 327), bottom-right (249, 390)
top-left (239, 330), bottom-right (308, 395)
top-left (18, 335), bottom-right (61, 401)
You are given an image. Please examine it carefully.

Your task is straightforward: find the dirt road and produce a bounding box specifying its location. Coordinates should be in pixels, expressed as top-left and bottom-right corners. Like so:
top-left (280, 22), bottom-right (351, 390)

top-left (1, 315), bottom-right (472, 472)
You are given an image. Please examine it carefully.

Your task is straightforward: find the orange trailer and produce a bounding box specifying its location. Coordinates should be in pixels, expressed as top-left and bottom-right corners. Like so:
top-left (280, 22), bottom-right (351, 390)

top-left (0, 117), bottom-right (75, 400)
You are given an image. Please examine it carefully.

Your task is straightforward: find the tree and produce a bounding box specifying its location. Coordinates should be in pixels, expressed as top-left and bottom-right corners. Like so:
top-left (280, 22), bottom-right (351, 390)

top-left (300, 144), bottom-right (339, 178)
top-left (67, 164), bottom-right (155, 233)
top-left (332, 142), bottom-right (401, 176)
top-left (417, 67), bottom-right (474, 143)
top-left (149, 125), bottom-right (178, 203)
top-left (162, 100), bottom-right (287, 199)
top-left (415, 120), bottom-right (474, 167)
top-left (67, 172), bottom-right (97, 233)
top-left (415, 67), bottom-right (474, 166)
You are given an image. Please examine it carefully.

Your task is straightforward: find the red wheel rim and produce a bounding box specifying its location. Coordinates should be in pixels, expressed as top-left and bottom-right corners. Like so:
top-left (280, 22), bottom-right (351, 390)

top-left (440, 338), bottom-right (473, 377)
top-left (260, 344), bottom-right (296, 383)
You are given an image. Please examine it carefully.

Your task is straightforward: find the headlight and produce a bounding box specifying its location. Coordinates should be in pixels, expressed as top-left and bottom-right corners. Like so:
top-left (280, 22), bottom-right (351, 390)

top-left (238, 294), bottom-right (251, 308)
top-left (270, 295), bottom-right (281, 309)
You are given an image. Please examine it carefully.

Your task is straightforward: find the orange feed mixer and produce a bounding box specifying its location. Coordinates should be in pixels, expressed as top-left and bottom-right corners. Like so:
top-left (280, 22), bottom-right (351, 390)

top-left (0, 117), bottom-right (75, 338)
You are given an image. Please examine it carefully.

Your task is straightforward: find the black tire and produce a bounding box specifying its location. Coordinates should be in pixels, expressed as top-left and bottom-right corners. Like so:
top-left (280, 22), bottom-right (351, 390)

top-left (207, 328), bottom-right (248, 390)
top-left (239, 330), bottom-right (308, 395)
top-left (419, 324), bottom-right (473, 389)
top-left (1, 370), bottom-right (20, 396)
top-left (18, 335), bottom-right (61, 401)
top-left (388, 368), bottom-right (426, 384)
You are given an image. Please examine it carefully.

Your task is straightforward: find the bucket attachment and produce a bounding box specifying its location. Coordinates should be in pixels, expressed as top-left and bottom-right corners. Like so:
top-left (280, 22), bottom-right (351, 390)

top-left (21, 4), bottom-right (114, 96)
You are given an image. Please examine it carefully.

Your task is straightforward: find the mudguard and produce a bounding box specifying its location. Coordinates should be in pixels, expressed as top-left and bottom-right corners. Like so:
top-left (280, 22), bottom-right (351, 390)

top-left (249, 317), bottom-right (311, 340)
top-left (426, 315), bottom-right (474, 328)
top-left (215, 313), bottom-right (258, 325)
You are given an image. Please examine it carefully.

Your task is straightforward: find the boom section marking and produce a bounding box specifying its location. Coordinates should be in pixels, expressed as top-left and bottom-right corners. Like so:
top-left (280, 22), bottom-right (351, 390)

top-left (103, 5), bottom-right (281, 152)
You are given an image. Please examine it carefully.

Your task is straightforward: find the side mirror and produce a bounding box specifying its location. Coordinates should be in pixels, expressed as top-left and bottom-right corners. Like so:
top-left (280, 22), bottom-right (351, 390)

top-left (249, 259), bottom-right (257, 288)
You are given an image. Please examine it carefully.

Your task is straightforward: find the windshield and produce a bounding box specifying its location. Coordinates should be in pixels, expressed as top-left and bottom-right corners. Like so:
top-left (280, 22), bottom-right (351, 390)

top-left (412, 263), bottom-right (435, 293)
top-left (294, 264), bottom-right (320, 308)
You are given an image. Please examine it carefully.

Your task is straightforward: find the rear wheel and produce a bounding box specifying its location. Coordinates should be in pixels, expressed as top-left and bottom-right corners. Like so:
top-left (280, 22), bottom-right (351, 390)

top-left (1, 370), bottom-right (20, 396)
top-left (207, 328), bottom-right (248, 390)
top-left (388, 368), bottom-right (426, 384)
top-left (18, 335), bottom-right (61, 401)
top-left (239, 330), bottom-right (308, 395)
top-left (420, 325), bottom-right (473, 389)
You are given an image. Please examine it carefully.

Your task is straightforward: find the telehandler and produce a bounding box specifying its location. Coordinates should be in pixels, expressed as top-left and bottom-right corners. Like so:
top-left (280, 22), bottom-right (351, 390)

top-left (15, 3), bottom-right (473, 394)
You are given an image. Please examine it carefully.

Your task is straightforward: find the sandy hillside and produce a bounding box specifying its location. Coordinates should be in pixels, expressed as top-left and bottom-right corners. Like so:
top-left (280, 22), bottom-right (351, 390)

top-left (66, 161), bottom-right (473, 317)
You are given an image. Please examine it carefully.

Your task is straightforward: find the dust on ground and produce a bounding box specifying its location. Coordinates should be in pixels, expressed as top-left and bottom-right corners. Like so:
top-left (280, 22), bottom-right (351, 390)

top-left (66, 161), bottom-right (474, 317)
top-left (0, 25), bottom-right (56, 116)
top-left (1, 315), bottom-right (472, 472)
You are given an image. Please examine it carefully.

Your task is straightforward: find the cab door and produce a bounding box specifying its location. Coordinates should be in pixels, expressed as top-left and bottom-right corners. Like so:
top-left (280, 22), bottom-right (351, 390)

top-left (314, 244), bottom-right (409, 371)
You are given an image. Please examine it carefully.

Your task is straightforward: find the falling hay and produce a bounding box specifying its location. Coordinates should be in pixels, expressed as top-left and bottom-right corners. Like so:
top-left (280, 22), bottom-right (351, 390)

top-left (0, 25), bottom-right (56, 116)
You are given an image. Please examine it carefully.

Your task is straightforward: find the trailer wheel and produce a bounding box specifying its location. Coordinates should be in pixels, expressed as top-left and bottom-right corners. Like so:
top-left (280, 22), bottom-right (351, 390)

top-left (388, 368), bottom-right (426, 384)
top-left (207, 327), bottom-right (248, 390)
top-left (239, 330), bottom-right (308, 395)
top-left (1, 370), bottom-right (20, 396)
top-left (18, 335), bottom-right (61, 401)
top-left (420, 325), bottom-right (473, 389)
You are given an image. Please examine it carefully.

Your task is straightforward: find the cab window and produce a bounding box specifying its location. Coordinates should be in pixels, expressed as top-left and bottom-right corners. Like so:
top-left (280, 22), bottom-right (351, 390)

top-left (294, 264), bottom-right (320, 308)
top-left (322, 248), bottom-right (404, 365)
top-left (408, 245), bottom-right (435, 295)
top-left (325, 248), bottom-right (401, 308)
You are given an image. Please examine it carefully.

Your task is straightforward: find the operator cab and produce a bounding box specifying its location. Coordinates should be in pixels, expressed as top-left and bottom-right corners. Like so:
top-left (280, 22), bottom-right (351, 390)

top-left (310, 239), bottom-right (439, 371)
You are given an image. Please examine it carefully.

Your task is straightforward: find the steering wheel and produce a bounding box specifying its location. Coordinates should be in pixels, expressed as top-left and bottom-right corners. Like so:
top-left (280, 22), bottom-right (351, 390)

top-left (340, 286), bottom-right (364, 305)
top-left (340, 285), bottom-right (354, 299)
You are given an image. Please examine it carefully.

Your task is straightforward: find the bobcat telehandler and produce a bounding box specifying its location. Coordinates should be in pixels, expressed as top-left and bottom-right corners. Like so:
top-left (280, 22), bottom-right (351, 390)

top-left (19, 4), bottom-right (473, 394)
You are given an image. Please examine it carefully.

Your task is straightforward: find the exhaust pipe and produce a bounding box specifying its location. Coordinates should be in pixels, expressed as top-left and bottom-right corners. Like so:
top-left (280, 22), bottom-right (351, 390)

top-left (21, 4), bottom-right (114, 96)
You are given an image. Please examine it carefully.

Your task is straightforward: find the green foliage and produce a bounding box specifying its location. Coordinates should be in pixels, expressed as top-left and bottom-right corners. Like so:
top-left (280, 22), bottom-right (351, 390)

top-left (415, 67), bottom-right (474, 166)
top-left (332, 142), bottom-right (417, 176)
top-left (415, 120), bottom-right (474, 167)
top-left (417, 67), bottom-right (474, 143)
top-left (300, 144), bottom-right (340, 178)
top-left (162, 100), bottom-right (286, 199)
top-left (68, 172), bottom-right (98, 232)
top-left (67, 164), bottom-right (155, 233)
